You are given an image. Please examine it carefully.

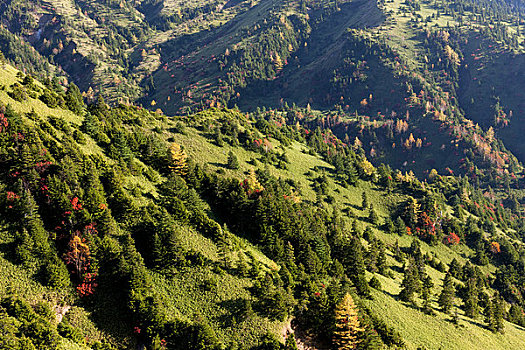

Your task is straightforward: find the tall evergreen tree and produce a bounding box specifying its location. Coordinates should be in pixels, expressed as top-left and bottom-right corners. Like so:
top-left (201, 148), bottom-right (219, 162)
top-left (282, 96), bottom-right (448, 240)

top-left (347, 237), bottom-right (371, 298)
top-left (421, 275), bottom-right (434, 314)
top-left (361, 191), bottom-right (368, 209)
top-left (65, 83), bottom-right (84, 114)
top-left (438, 271), bottom-right (455, 313)
top-left (399, 258), bottom-right (421, 303)
top-left (463, 278), bottom-right (480, 319)
top-left (368, 204), bottom-right (379, 225)
top-left (227, 150), bottom-right (239, 169)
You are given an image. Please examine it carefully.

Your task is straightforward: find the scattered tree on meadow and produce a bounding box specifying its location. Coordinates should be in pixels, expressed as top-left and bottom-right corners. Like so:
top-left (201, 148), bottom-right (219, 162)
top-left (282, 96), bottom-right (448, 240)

top-left (227, 150), bottom-right (239, 169)
top-left (438, 271), bottom-right (455, 313)
top-left (399, 258), bottom-right (421, 303)
top-left (484, 294), bottom-right (505, 333)
top-left (361, 191), bottom-right (368, 209)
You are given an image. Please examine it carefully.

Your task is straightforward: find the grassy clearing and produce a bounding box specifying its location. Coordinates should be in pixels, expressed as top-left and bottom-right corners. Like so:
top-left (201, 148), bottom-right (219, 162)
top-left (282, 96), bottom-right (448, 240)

top-left (364, 288), bottom-right (525, 350)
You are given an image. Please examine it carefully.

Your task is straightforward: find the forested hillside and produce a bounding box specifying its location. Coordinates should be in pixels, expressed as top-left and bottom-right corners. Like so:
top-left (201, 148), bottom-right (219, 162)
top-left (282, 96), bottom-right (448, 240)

top-left (2, 0), bottom-right (525, 349)
top-left (2, 54), bottom-right (525, 349)
top-left (2, 0), bottom-right (525, 182)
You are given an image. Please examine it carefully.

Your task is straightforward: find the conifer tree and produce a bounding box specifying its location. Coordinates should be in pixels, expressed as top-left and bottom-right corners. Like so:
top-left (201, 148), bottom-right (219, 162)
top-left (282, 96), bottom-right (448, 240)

top-left (393, 239), bottom-right (404, 262)
top-left (376, 241), bottom-right (387, 275)
top-left (65, 83), bottom-right (84, 114)
top-left (395, 217), bottom-right (407, 235)
top-left (361, 191), bottom-right (368, 209)
top-left (399, 258), bottom-right (421, 303)
top-left (438, 271), bottom-right (455, 313)
top-left (491, 294), bottom-right (505, 333)
top-left (484, 297), bottom-right (495, 332)
top-left (333, 293), bottom-right (364, 350)
top-left (368, 204), bottom-right (379, 225)
top-left (509, 304), bottom-right (525, 327)
top-left (348, 237), bottom-right (371, 297)
top-left (448, 258), bottom-right (462, 279)
top-left (463, 278), bottom-right (480, 319)
top-left (421, 275), bottom-right (434, 314)
top-left (227, 150), bottom-right (239, 169)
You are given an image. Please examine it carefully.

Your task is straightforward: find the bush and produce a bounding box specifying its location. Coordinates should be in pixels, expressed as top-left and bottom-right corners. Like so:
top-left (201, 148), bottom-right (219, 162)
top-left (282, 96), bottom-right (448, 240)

top-left (42, 258), bottom-right (71, 289)
top-left (369, 276), bottom-right (382, 290)
top-left (9, 83), bottom-right (28, 102)
top-left (57, 322), bottom-right (85, 344)
top-left (40, 89), bottom-right (58, 108)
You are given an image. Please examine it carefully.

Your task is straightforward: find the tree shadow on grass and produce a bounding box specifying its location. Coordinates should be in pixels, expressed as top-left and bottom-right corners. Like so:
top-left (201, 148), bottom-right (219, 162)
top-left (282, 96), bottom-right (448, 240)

top-left (216, 298), bottom-right (253, 327)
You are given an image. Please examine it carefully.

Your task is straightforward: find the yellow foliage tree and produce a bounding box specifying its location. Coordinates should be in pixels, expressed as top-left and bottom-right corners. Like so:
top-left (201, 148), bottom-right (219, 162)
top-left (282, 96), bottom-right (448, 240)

top-left (444, 45), bottom-right (460, 65)
top-left (169, 143), bottom-right (188, 176)
top-left (66, 233), bottom-right (90, 276)
top-left (333, 293), bottom-right (364, 350)
top-left (242, 168), bottom-right (264, 196)
top-left (359, 159), bottom-right (375, 177)
top-left (273, 53), bottom-right (283, 73)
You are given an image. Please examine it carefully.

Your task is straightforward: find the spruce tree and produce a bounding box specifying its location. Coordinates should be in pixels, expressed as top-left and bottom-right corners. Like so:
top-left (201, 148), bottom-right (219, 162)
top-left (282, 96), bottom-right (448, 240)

top-left (348, 237), bottom-right (371, 298)
top-left (65, 83), bottom-right (84, 114)
top-left (463, 278), bottom-right (480, 319)
top-left (483, 294), bottom-right (505, 333)
top-left (333, 293), bottom-right (364, 350)
top-left (421, 275), bottom-right (434, 314)
top-left (361, 191), bottom-right (368, 209)
top-left (492, 294), bottom-right (505, 333)
top-left (227, 150), bottom-right (239, 169)
top-left (508, 304), bottom-right (524, 326)
top-left (484, 297), bottom-right (496, 332)
top-left (395, 217), bottom-right (407, 235)
top-left (399, 258), bottom-right (421, 303)
top-left (376, 241), bottom-right (387, 275)
top-left (438, 271), bottom-right (455, 313)
top-left (368, 204), bottom-right (379, 225)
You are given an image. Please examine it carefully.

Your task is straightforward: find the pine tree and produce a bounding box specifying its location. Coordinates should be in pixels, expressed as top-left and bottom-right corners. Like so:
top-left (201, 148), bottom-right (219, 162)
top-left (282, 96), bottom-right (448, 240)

top-left (399, 258), bottom-right (420, 303)
top-left (376, 241), bottom-right (387, 275)
top-left (492, 294), bottom-right (505, 333)
top-left (368, 204), bottom-right (379, 225)
top-left (361, 191), bottom-right (368, 209)
top-left (347, 237), bottom-right (371, 297)
top-left (395, 217), bottom-right (407, 235)
top-left (448, 258), bottom-right (462, 279)
top-left (169, 142), bottom-right (188, 176)
top-left (463, 278), bottom-right (480, 319)
top-left (65, 83), bottom-right (84, 114)
top-left (438, 271), bottom-right (455, 313)
top-left (421, 275), bottom-right (434, 314)
top-left (227, 150), bottom-right (239, 169)
top-left (333, 293), bottom-right (364, 350)
top-left (484, 297), bottom-right (495, 332)
top-left (509, 304), bottom-right (525, 327)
